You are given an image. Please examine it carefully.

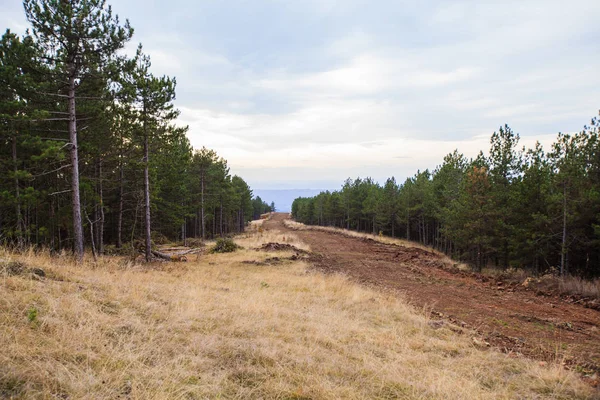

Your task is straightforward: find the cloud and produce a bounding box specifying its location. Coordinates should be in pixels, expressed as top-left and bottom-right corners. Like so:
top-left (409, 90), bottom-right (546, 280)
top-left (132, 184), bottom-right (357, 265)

top-left (179, 99), bottom-right (562, 189)
top-left (256, 55), bottom-right (479, 98)
top-left (3, 0), bottom-right (599, 189)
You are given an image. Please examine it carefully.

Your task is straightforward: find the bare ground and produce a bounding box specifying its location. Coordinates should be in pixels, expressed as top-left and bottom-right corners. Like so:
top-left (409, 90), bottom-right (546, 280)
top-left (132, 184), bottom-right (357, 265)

top-left (267, 213), bottom-right (600, 378)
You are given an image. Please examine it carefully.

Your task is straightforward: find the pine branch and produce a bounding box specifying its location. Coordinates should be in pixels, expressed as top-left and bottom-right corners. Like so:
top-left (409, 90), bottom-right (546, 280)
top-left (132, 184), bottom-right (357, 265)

top-left (32, 164), bottom-right (70, 177)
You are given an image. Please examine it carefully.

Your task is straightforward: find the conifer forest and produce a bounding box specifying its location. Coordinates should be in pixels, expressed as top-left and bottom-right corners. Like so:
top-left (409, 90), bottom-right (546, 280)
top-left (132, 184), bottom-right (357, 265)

top-left (0, 0), bottom-right (272, 261)
top-left (1, 1), bottom-right (600, 398)
top-left (292, 121), bottom-right (600, 277)
top-left (1, 0), bottom-right (599, 279)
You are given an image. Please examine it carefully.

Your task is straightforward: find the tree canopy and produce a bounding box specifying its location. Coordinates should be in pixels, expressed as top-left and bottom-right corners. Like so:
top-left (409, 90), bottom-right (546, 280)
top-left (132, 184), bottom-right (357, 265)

top-left (0, 1), bottom-right (267, 258)
top-left (293, 115), bottom-right (600, 278)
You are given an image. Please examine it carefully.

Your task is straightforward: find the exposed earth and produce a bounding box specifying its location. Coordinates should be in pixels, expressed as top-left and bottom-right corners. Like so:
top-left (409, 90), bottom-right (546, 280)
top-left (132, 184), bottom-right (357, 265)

top-left (265, 213), bottom-right (600, 377)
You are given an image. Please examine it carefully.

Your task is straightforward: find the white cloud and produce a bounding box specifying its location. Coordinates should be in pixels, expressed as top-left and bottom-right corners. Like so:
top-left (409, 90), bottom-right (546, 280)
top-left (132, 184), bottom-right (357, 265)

top-left (3, 0), bottom-right (599, 189)
top-left (146, 49), bottom-right (183, 73)
top-left (256, 55), bottom-right (479, 97)
top-left (179, 97), bottom-right (563, 187)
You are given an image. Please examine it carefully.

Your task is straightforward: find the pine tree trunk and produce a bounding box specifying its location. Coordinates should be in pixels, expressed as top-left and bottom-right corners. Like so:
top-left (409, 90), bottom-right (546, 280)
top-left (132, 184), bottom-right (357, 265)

top-left (406, 209), bottom-right (410, 240)
top-left (320, 203), bottom-right (323, 226)
top-left (443, 231), bottom-right (452, 254)
top-left (476, 243), bottom-right (482, 272)
top-left (143, 132), bottom-right (151, 262)
top-left (93, 159), bottom-right (104, 255)
top-left (50, 196), bottom-right (55, 251)
top-left (220, 198), bottom-right (223, 237)
top-left (94, 189), bottom-right (99, 250)
top-left (35, 199), bottom-right (39, 245)
top-left (98, 160), bottom-right (105, 255)
top-left (87, 212), bottom-right (97, 261)
top-left (12, 136), bottom-right (24, 249)
top-left (346, 203), bottom-right (350, 230)
top-left (560, 183), bottom-right (567, 276)
top-left (181, 199), bottom-right (186, 246)
top-left (58, 207), bottom-right (62, 250)
top-left (68, 72), bottom-right (84, 262)
top-left (181, 216), bottom-right (186, 246)
top-left (116, 156), bottom-right (124, 248)
top-left (243, 209), bottom-right (246, 231)
top-left (201, 174), bottom-right (205, 239)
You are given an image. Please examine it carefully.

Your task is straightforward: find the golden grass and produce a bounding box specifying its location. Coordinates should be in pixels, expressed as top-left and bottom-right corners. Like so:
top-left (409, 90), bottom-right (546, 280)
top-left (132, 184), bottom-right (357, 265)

top-left (237, 224), bottom-right (311, 252)
top-left (559, 276), bottom-right (600, 299)
top-left (248, 218), bottom-right (265, 229)
top-left (0, 232), bottom-right (594, 399)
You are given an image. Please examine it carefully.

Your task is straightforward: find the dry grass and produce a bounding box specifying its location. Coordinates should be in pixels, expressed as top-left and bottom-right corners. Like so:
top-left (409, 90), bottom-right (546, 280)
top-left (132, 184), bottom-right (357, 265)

top-left (248, 218), bottom-right (265, 230)
top-left (237, 224), bottom-right (310, 252)
top-left (0, 232), bottom-right (595, 399)
top-left (559, 276), bottom-right (600, 298)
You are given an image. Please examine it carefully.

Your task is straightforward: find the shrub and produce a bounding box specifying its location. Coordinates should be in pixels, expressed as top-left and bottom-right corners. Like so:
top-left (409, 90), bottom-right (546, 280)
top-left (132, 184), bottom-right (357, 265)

top-left (1, 260), bottom-right (26, 276)
top-left (103, 244), bottom-right (135, 256)
top-left (185, 238), bottom-right (205, 248)
top-left (27, 306), bottom-right (38, 323)
top-left (210, 238), bottom-right (241, 254)
top-left (151, 231), bottom-right (170, 245)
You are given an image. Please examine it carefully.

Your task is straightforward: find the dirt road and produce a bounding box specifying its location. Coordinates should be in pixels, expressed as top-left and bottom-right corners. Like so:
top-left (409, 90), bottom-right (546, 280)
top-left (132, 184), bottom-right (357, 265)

top-left (265, 213), bottom-right (600, 374)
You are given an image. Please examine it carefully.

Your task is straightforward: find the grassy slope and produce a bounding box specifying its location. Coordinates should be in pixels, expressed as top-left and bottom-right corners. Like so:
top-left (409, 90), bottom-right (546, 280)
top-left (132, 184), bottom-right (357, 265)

top-left (0, 227), bottom-right (594, 399)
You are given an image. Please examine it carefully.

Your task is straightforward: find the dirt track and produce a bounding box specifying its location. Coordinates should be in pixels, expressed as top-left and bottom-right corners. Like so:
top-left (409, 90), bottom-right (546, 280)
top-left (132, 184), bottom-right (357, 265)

top-left (265, 213), bottom-right (600, 375)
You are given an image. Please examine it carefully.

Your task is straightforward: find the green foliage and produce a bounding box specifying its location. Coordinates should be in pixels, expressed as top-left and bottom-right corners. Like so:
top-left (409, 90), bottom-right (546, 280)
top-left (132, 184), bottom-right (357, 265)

top-left (27, 306), bottom-right (38, 323)
top-left (0, 2), bottom-right (263, 254)
top-left (252, 196), bottom-right (274, 219)
top-left (292, 115), bottom-right (600, 278)
top-left (210, 238), bottom-right (241, 254)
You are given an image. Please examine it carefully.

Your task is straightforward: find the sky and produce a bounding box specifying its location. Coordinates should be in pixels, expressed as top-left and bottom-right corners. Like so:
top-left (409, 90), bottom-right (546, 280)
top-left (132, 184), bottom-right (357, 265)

top-left (2, 0), bottom-right (600, 192)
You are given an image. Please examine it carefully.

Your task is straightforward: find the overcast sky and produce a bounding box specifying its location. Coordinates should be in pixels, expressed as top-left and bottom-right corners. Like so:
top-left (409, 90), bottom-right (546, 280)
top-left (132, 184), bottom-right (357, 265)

top-left (2, 0), bottom-right (599, 190)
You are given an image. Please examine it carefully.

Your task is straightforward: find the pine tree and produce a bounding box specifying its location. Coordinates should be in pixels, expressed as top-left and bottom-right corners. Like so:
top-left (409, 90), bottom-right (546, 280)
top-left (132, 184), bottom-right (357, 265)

top-left (432, 150), bottom-right (468, 255)
top-left (512, 142), bottom-right (553, 272)
top-left (488, 125), bottom-right (521, 268)
top-left (122, 46), bottom-right (177, 261)
top-left (376, 177), bottom-right (400, 237)
top-left (23, 0), bottom-right (133, 261)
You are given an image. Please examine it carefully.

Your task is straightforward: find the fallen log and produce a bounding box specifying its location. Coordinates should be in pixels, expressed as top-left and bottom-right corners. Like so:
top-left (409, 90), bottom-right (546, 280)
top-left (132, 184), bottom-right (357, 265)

top-left (174, 248), bottom-right (204, 256)
top-left (136, 242), bottom-right (193, 262)
top-left (151, 249), bottom-right (188, 262)
top-left (157, 246), bottom-right (197, 252)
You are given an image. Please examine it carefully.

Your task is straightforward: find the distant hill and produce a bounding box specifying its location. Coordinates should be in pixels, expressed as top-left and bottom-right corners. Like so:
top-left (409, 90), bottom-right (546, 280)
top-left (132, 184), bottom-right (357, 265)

top-left (253, 189), bottom-right (327, 212)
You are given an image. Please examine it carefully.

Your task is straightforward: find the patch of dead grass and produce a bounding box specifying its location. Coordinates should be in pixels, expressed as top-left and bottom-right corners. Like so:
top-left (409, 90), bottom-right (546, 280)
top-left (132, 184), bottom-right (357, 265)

top-left (0, 238), bottom-right (594, 399)
top-left (236, 225), bottom-right (310, 252)
top-left (559, 276), bottom-right (600, 299)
